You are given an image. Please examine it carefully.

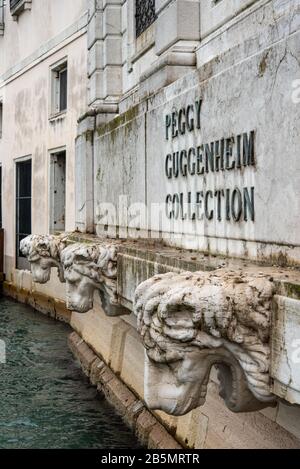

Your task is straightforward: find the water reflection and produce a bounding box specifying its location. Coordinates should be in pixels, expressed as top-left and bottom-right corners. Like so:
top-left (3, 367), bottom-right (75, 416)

top-left (0, 298), bottom-right (141, 449)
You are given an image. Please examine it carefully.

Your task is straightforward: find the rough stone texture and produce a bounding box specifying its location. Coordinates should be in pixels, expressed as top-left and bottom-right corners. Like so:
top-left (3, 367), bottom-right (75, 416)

top-left (90, 357), bottom-right (106, 386)
top-left (148, 424), bottom-right (182, 450)
top-left (125, 400), bottom-right (145, 430)
top-left (68, 331), bottom-right (83, 358)
top-left (276, 402), bottom-right (300, 440)
top-left (0, 1), bottom-right (88, 290)
top-left (87, 0), bottom-right (122, 105)
top-left (20, 235), bottom-right (129, 317)
top-left (75, 116), bottom-right (95, 233)
top-left (93, 1), bottom-right (300, 265)
top-left (94, 102), bottom-right (147, 240)
top-left (135, 409), bottom-right (158, 447)
top-left (134, 269), bottom-right (277, 415)
top-left (120, 327), bottom-right (146, 400)
top-left (109, 320), bottom-right (131, 374)
top-left (200, 381), bottom-right (300, 449)
top-left (61, 241), bottom-right (126, 315)
top-left (68, 331), bottom-right (182, 448)
top-left (2, 0), bottom-right (300, 451)
top-left (145, 25), bottom-right (300, 260)
top-left (155, 0), bottom-right (201, 55)
top-left (98, 367), bottom-right (115, 386)
top-left (271, 295), bottom-right (300, 404)
top-left (9, 231), bottom-right (300, 445)
top-left (102, 376), bottom-right (138, 418)
top-left (71, 303), bottom-right (125, 365)
top-left (68, 332), bottom-right (97, 376)
top-left (20, 234), bottom-right (68, 283)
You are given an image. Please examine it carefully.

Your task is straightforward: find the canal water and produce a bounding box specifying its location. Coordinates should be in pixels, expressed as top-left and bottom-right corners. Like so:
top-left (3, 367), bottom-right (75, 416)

top-left (0, 298), bottom-right (141, 449)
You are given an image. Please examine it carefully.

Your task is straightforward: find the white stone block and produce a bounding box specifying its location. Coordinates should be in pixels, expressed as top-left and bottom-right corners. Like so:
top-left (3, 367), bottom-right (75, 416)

top-left (88, 0), bottom-right (103, 18)
top-left (271, 295), bottom-right (300, 404)
top-left (103, 5), bottom-right (122, 37)
top-left (155, 0), bottom-right (201, 55)
top-left (277, 401), bottom-right (300, 440)
top-left (88, 40), bottom-right (104, 76)
top-left (88, 12), bottom-right (104, 49)
top-left (103, 65), bottom-right (122, 97)
top-left (75, 121), bottom-right (95, 233)
top-left (88, 70), bottom-right (105, 104)
top-left (200, 0), bottom-right (264, 39)
top-left (120, 328), bottom-right (145, 399)
top-left (94, 106), bottom-right (146, 233)
top-left (103, 36), bottom-right (122, 66)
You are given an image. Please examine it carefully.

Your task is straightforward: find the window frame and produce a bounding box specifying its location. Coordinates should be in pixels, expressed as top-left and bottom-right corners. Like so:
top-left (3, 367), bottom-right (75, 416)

top-left (10, 0), bottom-right (32, 21)
top-left (49, 58), bottom-right (68, 119)
top-left (48, 147), bottom-right (66, 234)
top-left (0, 99), bottom-right (3, 139)
top-left (15, 156), bottom-right (32, 270)
top-left (0, 164), bottom-right (2, 229)
top-left (58, 66), bottom-right (68, 113)
top-left (0, 0), bottom-right (4, 35)
top-left (126, 0), bottom-right (156, 73)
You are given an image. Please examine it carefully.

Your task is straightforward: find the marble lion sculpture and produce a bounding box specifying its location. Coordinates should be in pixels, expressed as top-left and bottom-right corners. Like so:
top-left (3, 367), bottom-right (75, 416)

top-left (61, 242), bottom-right (126, 315)
top-left (20, 234), bottom-right (68, 283)
top-left (134, 269), bottom-right (277, 415)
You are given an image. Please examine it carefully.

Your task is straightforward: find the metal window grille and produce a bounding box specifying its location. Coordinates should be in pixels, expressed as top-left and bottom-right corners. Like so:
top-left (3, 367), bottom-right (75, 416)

top-left (135, 0), bottom-right (156, 38)
top-left (0, 0), bottom-right (5, 28)
top-left (10, 0), bottom-right (21, 10)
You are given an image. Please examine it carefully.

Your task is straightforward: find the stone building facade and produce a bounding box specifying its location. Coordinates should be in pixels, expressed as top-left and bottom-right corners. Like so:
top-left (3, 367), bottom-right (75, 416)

top-left (1, 0), bottom-right (300, 449)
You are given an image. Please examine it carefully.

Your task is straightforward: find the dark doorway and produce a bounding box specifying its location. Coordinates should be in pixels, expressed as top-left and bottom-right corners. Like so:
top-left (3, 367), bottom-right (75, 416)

top-left (16, 159), bottom-right (32, 270)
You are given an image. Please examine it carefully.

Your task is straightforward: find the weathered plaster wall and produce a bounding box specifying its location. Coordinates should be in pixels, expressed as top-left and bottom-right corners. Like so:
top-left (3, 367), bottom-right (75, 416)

top-left (0, 0), bottom-right (87, 74)
top-left (0, 12), bottom-right (88, 279)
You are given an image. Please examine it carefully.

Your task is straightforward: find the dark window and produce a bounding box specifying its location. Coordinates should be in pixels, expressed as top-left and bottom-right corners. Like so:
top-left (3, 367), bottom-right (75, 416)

top-left (135, 0), bottom-right (156, 38)
top-left (0, 101), bottom-right (3, 138)
top-left (0, 166), bottom-right (2, 228)
top-left (59, 68), bottom-right (68, 112)
top-left (16, 159), bottom-right (31, 270)
top-left (0, 3), bottom-right (4, 33)
top-left (51, 61), bottom-right (68, 115)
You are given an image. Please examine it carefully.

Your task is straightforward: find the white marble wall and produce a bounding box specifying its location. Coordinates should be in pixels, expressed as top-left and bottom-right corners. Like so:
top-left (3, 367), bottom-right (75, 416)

top-left (93, 0), bottom-right (300, 264)
top-left (88, 0), bottom-right (123, 106)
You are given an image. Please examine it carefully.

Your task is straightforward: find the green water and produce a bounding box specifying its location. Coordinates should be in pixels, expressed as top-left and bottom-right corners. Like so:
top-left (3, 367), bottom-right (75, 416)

top-left (0, 298), bottom-right (141, 449)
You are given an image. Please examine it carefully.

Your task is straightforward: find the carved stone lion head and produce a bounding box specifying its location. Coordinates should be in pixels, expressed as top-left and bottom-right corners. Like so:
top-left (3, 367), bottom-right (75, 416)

top-left (134, 270), bottom-right (277, 415)
top-left (61, 242), bottom-right (121, 315)
top-left (20, 234), bottom-right (67, 283)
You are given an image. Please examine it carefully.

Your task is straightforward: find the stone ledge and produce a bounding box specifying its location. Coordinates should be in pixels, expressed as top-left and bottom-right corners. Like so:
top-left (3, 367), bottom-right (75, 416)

top-left (67, 234), bottom-right (300, 288)
top-left (2, 281), bottom-right (71, 324)
top-left (68, 332), bottom-right (97, 376)
top-left (68, 331), bottom-right (182, 449)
